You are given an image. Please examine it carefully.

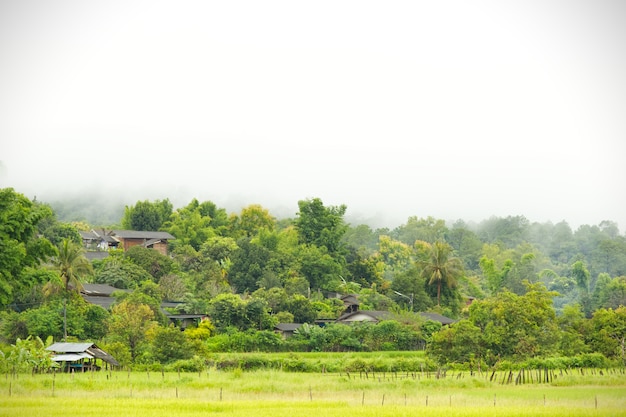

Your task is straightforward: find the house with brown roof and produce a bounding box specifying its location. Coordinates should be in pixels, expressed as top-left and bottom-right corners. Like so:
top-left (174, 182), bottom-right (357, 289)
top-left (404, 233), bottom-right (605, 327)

top-left (80, 229), bottom-right (175, 255)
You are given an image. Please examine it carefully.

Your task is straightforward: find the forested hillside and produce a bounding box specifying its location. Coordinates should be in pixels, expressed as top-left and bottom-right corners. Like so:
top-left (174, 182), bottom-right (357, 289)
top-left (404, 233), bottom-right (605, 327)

top-left (1, 187), bottom-right (625, 369)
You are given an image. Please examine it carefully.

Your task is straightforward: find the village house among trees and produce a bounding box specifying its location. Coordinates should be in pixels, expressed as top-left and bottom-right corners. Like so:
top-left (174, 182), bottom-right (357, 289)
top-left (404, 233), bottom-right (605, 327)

top-left (1, 188), bottom-right (625, 372)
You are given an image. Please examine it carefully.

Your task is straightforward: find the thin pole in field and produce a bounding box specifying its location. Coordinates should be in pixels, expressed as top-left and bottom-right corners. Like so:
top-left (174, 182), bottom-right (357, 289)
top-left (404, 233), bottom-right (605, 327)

top-left (381, 394), bottom-right (385, 406)
top-left (362, 391), bottom-right (365, 406)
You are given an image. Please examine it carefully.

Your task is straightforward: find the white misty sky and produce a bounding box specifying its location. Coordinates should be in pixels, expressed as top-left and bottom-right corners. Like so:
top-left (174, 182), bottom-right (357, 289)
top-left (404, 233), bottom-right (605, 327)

top-left (1, 0), bottom-right (625, 230)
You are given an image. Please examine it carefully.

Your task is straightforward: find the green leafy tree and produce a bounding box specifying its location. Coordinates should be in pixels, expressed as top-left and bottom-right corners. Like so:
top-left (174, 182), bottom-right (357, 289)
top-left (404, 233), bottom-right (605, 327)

top-left (162, 199), bottom-right (216, 250)
top-left (345, 248), bottom-right (384, 288)
top-left (477, 215), bottom-right (530, 247)
top-left (392, 216), bottom-right (448, 245)
top-left (428, 319), bottom-right (482, 365)
top-left (228, 239), bottom-right (270, 293)
top-left (445, 220), bottom-right (483, 271)
top-left (40, 221), bottom-right (81, 247)
top-left (281, 294), bottom-right (317, 324)
top-left (208, 293), bottom-right (246, 331)
top-left (587, 306), bottom-right (626, 364)
top-left (389, 266), bottom-right (432, 312)
top-left (124, 245), bottom-right (174, 281)
top-left (229, 204), bottom-right (276, 238)
top-left (121, 199), bottom-right (173, 231)
top-left (107, 299), bottom-right (157, 361)
top-left (468, 282), bottom-right (559, 362)
top-left (0, 188), bottom-right (56, 308)
top-left (150, 325), bottom-right (193, 363)
top-left (557, 304), bottom-right (589, 356)
top-left (571, 260), bottom-right (592, 316)
top-left (343, 224), bottom-right (380, 253)
top-left (296, 244), bottom-right (343, 291)
top-left (93, 252), bottom-right (153, 289)
top-left (376, 235), bottom-right (414, 277)
top-left (294, 198), bottom-right (347, 256)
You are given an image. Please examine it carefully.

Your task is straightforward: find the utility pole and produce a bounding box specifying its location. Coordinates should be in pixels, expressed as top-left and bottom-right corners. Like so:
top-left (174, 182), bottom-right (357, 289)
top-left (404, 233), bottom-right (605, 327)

top-left (63, 298), bottom-right (67, 342)
top-left (393, 291), bottom-right (414, 312)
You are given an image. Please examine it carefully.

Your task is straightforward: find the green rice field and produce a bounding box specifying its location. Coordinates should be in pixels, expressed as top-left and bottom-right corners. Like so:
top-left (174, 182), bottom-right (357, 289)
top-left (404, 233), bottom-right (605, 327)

top-left (1, 366), bottom-right (625, 416)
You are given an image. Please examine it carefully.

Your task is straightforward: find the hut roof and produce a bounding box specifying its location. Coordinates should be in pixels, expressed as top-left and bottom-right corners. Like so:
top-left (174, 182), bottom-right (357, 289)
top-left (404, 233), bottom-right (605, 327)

top-left (47, 342), bottom-right (120, 366)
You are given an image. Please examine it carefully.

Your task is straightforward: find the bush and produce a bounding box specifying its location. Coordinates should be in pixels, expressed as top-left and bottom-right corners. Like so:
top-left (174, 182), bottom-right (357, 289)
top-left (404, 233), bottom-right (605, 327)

top-left (166, 356), bottom-right (207, 372)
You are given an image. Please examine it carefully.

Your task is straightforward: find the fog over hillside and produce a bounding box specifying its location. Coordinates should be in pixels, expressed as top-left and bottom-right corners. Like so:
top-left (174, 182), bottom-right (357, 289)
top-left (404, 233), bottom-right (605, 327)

top-left (1, 1), bottom-right (625, 232)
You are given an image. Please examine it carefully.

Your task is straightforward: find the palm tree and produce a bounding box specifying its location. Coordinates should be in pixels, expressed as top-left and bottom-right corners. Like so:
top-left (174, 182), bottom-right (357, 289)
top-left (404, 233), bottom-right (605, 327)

top-left (47, 239), bottom-right (93, 341)
top-left (416, 241), bottom-right (464, 306)
top-left (50, 238), bottom-right (93, 293)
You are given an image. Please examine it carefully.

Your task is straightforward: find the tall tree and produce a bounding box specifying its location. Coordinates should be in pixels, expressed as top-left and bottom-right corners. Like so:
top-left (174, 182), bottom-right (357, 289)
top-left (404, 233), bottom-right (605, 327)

top-left (121, 199), bottom-right (173, 231)
top-left (107, 299), bottom-right (157, 361)
top-left (162, 199), bottom-right (215, 250)
top-left (49, 238), bottom-right (93, 294)
top-left (294, 198), bottom-right (347, 256)
top-left (416, 241), bottom-right (464, 306)
top-left (0, 188), bottom-right (56, 308)
top-left (229, 204), bottom-right (276, 238)
top-left (392, 216), bottom-right (447, 245)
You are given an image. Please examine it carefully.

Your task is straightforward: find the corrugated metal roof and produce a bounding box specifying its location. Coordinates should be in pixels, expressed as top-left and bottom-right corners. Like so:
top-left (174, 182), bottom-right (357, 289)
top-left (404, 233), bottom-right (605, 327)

top-left (52, 353), bottom-right (92, 362)
top-left (47, 342), bottom-right (93, 353)
top-left (47, 342), bottom-right (120, 366)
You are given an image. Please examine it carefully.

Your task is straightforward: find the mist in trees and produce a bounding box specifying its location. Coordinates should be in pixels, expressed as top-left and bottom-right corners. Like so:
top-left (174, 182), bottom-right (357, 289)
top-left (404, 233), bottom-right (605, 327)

top-left (1, 187), bottom-right (625, 368)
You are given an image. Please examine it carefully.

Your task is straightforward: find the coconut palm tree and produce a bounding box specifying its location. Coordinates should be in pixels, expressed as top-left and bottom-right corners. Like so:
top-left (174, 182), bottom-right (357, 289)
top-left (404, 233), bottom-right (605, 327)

top-left (416, 240), bottom-right (464, 306)
top-left (49, 238), bottom-right (93, 293)
top-left (45, 238), bottom-right (93, 341)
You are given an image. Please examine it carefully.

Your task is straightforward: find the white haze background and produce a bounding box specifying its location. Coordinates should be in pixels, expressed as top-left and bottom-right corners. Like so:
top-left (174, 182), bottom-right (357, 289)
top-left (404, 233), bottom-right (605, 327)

top-left (1, 1), bottom-right (625, 230)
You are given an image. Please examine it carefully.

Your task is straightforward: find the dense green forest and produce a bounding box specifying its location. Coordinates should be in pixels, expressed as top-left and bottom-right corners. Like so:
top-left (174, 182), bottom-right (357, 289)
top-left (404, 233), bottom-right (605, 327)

top-left (1, 187), bottom-right (625, 371)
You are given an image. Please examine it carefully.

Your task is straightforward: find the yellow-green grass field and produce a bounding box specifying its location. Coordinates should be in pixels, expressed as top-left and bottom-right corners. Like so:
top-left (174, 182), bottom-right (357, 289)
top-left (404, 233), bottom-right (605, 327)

top-left (1, 368), bottom-right (625, 417)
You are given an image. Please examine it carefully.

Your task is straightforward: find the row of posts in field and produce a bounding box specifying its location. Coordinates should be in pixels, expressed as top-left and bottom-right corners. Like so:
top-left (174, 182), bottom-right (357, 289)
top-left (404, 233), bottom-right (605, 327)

top-left (342, 366), bottom-right (624, 385)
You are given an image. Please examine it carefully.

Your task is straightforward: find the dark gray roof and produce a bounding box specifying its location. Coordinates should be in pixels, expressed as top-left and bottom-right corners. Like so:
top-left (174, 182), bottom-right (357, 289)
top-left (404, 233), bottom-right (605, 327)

top-left (79, 231), bottom-right (98, 240)
top-left (82, 284), bottom-right (123, 296)
top-left (167, 314), bottom-right (205, 320)
top-left (275, 323), bottom-right (303, 332)
top-left (419, 312), bottom-right (456, 325)
top-left (337, 310), bottom-right (391, 322)
top-left (82, 295), bottom-right (117, 310)
top-left (112, 230), bottom-right (175, 240)
top-left (84, 251), bottom-right (110, 261)
top-left (337, 310), bottom-right (455, 325)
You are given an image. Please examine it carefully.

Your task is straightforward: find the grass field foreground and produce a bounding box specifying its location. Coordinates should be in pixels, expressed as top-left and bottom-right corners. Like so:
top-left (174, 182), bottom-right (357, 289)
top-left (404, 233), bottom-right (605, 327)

top-left (1, 369), bottom-right (625, 417)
